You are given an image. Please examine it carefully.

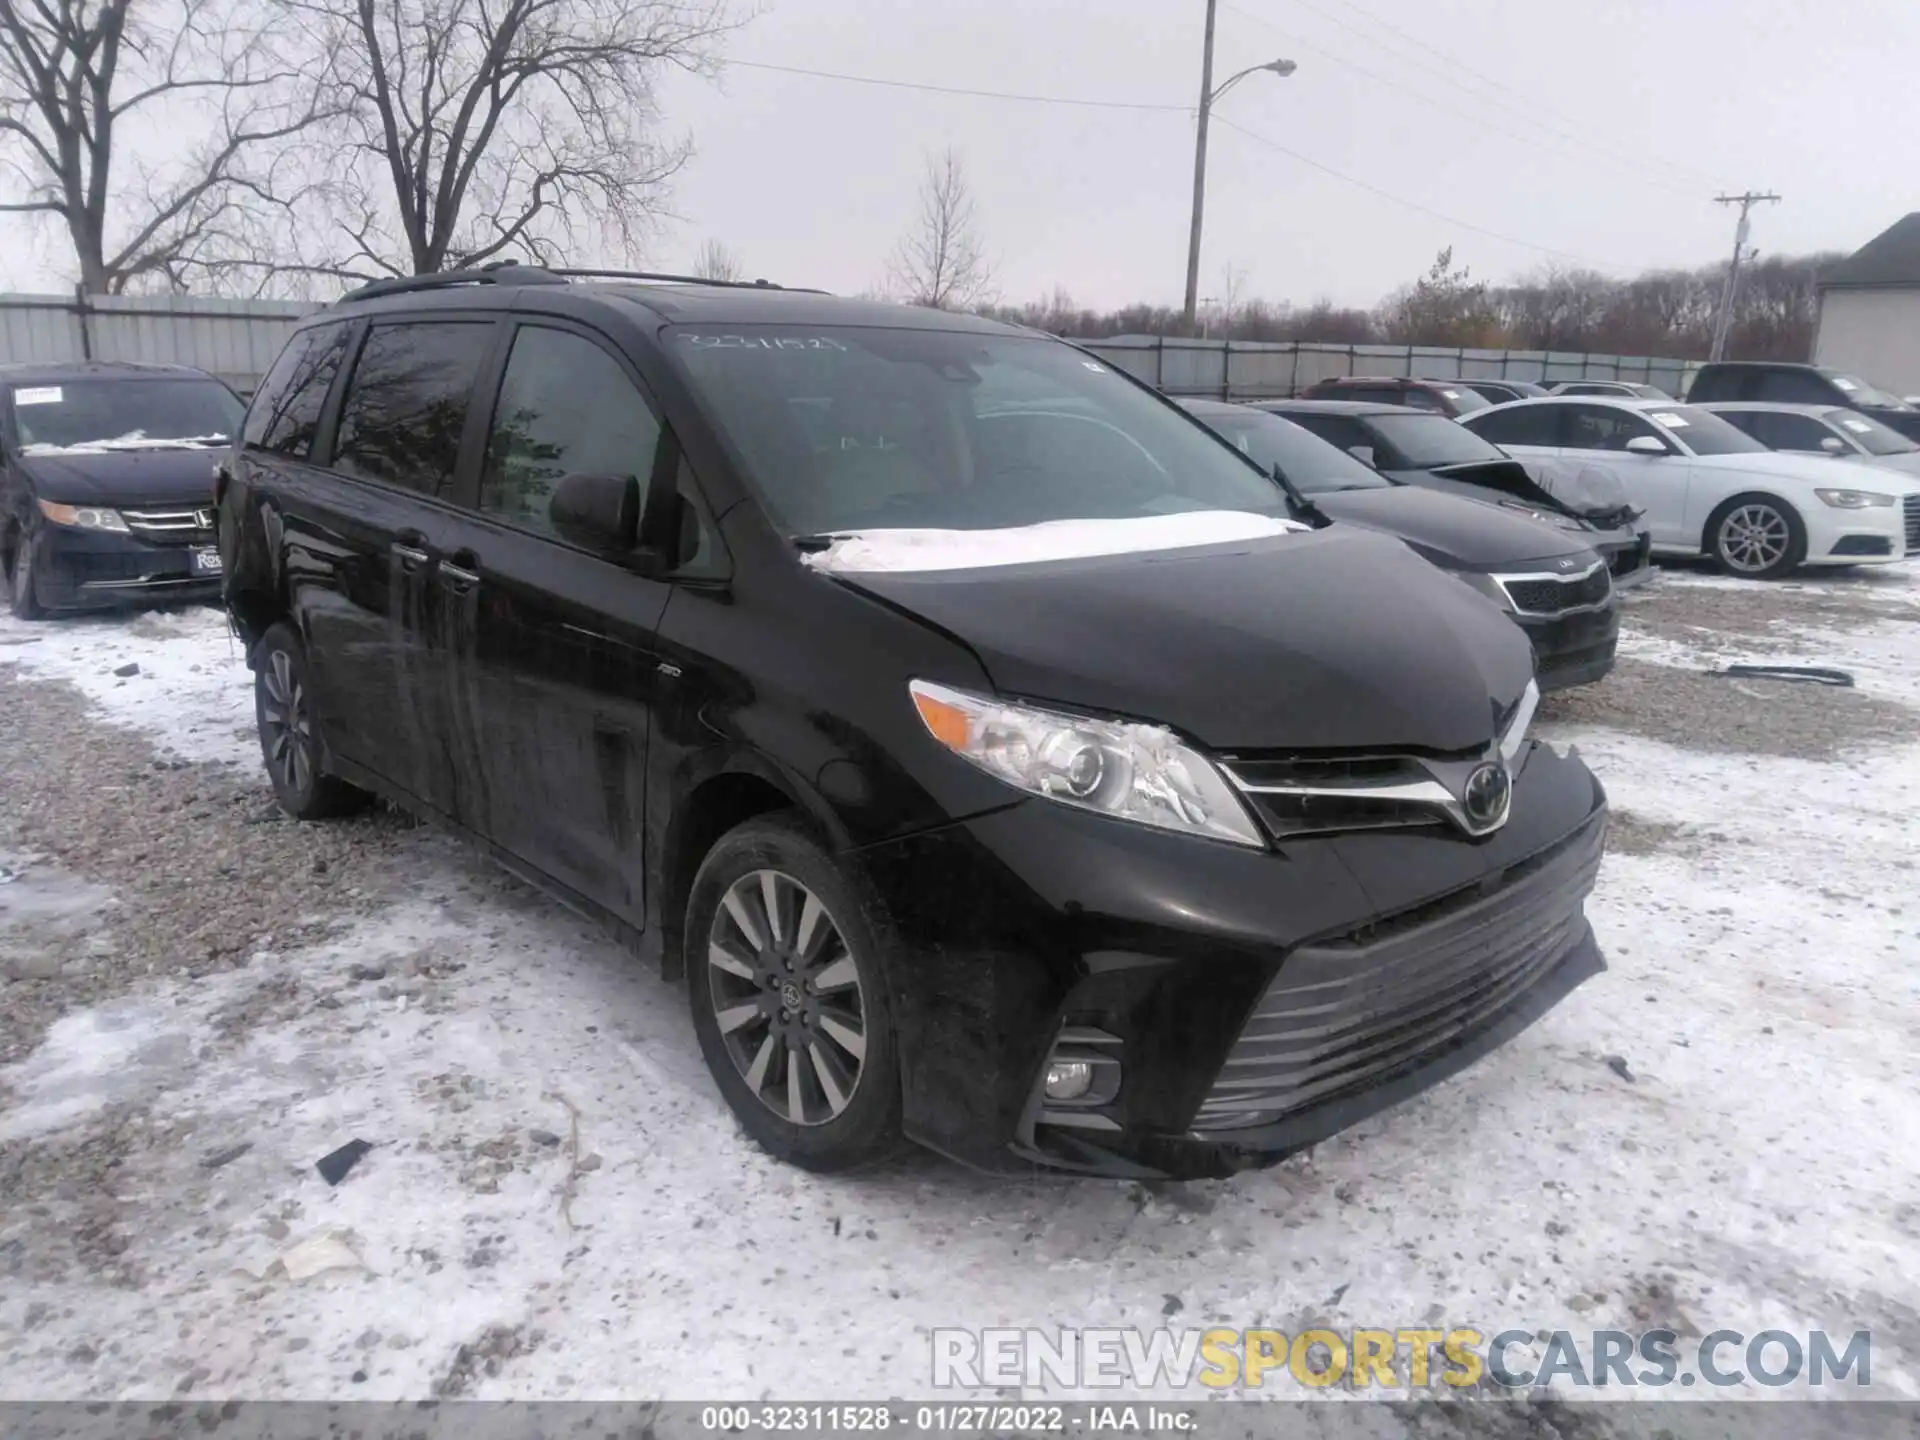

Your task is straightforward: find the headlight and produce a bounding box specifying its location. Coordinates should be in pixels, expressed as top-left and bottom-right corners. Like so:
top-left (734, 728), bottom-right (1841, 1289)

top-left (1813, 489), bottom-right (1896, 509)
top-left (1449, 569), bottom-right (1509, 605)
top-left (908, 679), bottom-right (1264, 847)
top-left (38, 499), bottom-right (129, 532)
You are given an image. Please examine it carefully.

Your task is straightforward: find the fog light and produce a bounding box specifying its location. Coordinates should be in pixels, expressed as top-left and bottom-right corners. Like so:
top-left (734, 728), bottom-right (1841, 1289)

top-left (1044, 1061), bottom-right (1094, 1100)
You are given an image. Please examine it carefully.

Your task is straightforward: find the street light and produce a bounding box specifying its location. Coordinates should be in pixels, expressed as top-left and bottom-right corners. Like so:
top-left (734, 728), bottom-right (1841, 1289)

top-left (1182, 0), bottom-right (1294, 331)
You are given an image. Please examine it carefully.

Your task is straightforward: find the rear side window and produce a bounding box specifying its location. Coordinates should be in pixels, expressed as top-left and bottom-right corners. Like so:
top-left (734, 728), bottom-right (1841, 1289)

top-left (1748, 411), bottom-right (1836, 452)
top-left (480, 325), bottom-right (664, 538)
top-left (1466, 404), bottom-right (1562, 448)
top-left (243, 323), bottom-right (353, 459)
top-left (332, 321), bottom-right (492, 494)
top-left (1756, 370), bottom-right (1837, 405)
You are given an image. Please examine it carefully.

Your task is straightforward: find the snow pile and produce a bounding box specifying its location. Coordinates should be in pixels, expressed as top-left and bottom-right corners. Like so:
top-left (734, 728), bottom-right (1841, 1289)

top-left (802, 511), bottom-right (1306, 573)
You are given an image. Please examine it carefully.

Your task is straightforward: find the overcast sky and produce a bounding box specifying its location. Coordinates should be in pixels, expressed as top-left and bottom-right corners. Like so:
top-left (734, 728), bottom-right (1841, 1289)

top-left (5, 0), bottom-right (1917, 308)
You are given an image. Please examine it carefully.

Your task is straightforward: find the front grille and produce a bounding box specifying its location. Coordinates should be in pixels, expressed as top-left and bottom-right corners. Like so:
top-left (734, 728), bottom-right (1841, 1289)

top-left (1904, 494), bottom-right (1920, 552)
top-left (122, 507), bottom-right (216, 546)
top-left (1190, 818), bottom-right (1604, 1134)
top-left (1498, 562), bottom-right (1610, 615)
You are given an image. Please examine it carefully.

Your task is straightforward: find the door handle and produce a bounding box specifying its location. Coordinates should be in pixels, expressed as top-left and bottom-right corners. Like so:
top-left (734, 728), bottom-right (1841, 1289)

top-left (392, 532), bottom-right (431, 571)
top-left (440, 551), bottom-right (480, 591)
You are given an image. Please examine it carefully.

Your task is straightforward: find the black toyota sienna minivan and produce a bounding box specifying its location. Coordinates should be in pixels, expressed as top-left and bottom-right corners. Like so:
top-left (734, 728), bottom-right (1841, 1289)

top-left (217, 266), bottom-right (1608, 1180)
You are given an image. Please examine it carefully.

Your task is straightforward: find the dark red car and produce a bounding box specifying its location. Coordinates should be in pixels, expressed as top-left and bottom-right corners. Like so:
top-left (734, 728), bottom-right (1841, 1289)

top-left (1298, 376), bottom-right (1493, 418)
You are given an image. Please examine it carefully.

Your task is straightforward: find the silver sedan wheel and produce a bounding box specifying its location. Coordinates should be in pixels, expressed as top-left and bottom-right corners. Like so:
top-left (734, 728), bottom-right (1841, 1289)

top-left (706, 869), bottom-right (867, 1127)
top-left (1717, 503), bottom-right (1792, 574)
top-left (259, 649), bottom-right (313, 796)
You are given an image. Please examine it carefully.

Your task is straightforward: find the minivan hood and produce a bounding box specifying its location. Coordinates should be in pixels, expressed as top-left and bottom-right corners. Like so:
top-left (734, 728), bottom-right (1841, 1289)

top-left (15, 448), bottom-right (223, 506)
top-left (1313, 485), bottom-right (1593, 569)
top-left (837, 526), bottom-right (1533, 754)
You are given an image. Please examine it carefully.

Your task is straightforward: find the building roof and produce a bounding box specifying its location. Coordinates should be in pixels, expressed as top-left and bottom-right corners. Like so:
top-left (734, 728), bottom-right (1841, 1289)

top-left (1820, 213), bottom-right (1920, 289)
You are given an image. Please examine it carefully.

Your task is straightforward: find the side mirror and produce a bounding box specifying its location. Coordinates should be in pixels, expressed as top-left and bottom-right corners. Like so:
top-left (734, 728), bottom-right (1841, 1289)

top-left (1348, 445), bottom-right (1377, 468)
top-left (550, 471), bottom-right (641, 551)
top-left (1820, 436), bottom-right (1847, 454)
top-left (1624, 435), bottom-right (1667, 456)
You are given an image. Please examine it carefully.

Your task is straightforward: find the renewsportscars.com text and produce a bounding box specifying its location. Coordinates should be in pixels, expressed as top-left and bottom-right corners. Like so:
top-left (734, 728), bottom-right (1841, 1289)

top-left (931, 1326), bottom-right (1873, 1391)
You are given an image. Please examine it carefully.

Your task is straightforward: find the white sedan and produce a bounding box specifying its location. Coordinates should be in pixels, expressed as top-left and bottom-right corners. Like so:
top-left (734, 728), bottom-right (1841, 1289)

top-left (1459, 396), bottom-right (1919, 579)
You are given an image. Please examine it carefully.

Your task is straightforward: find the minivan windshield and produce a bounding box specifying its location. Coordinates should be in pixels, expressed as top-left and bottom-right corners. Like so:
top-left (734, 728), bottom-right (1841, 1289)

top-left (1189, 408), bottom-right (1391, 492)
top-left (1826, 372), bottom-right (1910, 409)
top-left (9, 378), bottom-right (244, 454)
top-left (663, 325), bottom-right (1288, 534)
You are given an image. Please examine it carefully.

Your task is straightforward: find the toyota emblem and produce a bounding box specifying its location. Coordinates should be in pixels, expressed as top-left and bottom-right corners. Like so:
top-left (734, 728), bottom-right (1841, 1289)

top-left (1461, 762), bottom-right (1512, 831)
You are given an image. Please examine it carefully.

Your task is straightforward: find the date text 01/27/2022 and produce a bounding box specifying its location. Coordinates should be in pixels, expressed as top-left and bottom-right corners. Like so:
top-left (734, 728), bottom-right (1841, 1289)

top-left (698, 1405), bottom-right (1198, 1433)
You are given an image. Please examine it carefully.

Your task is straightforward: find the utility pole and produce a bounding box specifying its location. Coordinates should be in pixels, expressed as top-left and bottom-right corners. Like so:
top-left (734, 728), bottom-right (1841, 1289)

top-left (1708, 191), bottom-right (1780, 362)
top-left (1180, 6), bottom-right (1294, 333)
top-left (1182, 0), bottom-right (1220, 334)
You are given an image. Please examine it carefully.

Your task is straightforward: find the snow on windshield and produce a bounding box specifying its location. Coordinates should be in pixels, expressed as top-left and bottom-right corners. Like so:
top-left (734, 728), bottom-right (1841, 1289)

top-left (22, 430), bottom-right (230, 457)
top-left (802, 511), bottom-right (1306, 573)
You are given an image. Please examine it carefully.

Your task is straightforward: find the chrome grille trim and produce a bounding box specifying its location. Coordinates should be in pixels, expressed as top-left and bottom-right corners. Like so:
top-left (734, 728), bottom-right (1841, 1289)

top-left (1491, 557), bottom-right (1611, 617)
top-left (1903, 494), bottom-right (1920, 552)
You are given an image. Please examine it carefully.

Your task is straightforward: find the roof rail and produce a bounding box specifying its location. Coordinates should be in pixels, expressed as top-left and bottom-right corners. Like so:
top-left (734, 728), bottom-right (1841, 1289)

top-left (548, 267), bottom-right (832, 295)
top-left (340, 260), bottom-right (567, 303)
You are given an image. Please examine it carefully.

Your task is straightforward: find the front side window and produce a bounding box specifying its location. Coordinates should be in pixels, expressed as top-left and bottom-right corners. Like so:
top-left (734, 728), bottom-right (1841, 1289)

top-left (1197, 411), bottom-right (1390, 492)
top-left (1561, 404), bottom-right (1666, 453)
top-left (333, 321), bottom-right (492, 494)
top-left (1465, 404), bottom-right (1561, 449)
top-left (13, 376), bottom-right (244, 455)
top-left (662, 326), bottom-right (1285, 535)
top-left (1362, 412), bottom-right (1510, 469)
top-left (244, 324), bottom-right (353, 459)
top-left (481, 326), bottom-right (664, 538)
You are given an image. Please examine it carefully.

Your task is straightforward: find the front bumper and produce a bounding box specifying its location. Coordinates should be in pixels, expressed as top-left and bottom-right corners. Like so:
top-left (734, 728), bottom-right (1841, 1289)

top-left (1516, 601), bottom-right (1619, 692)
top-left (855, 741), bottom-right (1608, 1179)
top-left (26, 521), bottom-right (222, 611)
top-left (1805, 501), bottom-right (1908, 565)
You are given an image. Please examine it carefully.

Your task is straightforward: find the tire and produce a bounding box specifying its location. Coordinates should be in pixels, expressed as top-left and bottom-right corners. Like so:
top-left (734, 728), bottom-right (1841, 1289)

top-left (6, 529), bottom-right (46, 620)
top-left (1705, 493), bottom-right (1806, 580)
top-left (253, 622), bottom-right (372, 820)
top-left (685, 811), bottom-right (905, 1172)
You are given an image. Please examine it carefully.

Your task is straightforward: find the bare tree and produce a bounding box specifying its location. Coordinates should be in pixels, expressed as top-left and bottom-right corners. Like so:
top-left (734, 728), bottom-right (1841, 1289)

top-left (283, 0), bottom-right (738, 280)
top-left (0, 0), bottom-right (330, 293)
top-left (693, 236), bottom-right (741, 281)
top-left (887, 148), bottom-right (994, 310)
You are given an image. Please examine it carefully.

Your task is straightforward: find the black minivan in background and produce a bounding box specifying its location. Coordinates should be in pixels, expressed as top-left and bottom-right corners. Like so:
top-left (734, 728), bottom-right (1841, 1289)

top-left (217, 267), bottom-right (1608, 1180)
top-left (1685, 362), bottom-right (1920, 441)
top-left (2, 361), bottom-right (243, 618)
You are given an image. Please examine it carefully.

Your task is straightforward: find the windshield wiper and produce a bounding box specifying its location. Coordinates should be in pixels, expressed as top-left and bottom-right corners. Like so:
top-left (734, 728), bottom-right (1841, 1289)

top-left (1269, 463), bottom-right (1329, 527)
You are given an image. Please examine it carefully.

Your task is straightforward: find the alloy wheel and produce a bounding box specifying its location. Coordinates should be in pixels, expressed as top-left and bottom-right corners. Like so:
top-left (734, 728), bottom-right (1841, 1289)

top-left (260, 648), bottom-right (314, 797)
top-left (1717, 503), bottom-right (1792, 574)
top-left (706, 869), bottom-right (867, 1127)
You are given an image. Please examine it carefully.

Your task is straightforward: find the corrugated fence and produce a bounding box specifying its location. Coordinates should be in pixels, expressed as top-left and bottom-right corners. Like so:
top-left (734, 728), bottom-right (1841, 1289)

top-left (0, 291), bottom-right (1701, 400)
top-left (1076, 336), bottom-right (1701, 399)
top-left (0, 291), bottom-right (316, 394)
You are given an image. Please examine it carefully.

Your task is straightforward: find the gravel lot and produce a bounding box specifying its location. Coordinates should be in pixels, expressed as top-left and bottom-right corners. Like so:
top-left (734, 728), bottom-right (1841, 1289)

top-left (1, 570), bottom-right (1917, 1414)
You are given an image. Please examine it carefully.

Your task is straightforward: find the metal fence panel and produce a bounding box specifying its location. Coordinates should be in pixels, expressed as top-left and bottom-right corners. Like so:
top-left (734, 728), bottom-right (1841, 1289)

top-left (0, 292), bottom-right (316, 391)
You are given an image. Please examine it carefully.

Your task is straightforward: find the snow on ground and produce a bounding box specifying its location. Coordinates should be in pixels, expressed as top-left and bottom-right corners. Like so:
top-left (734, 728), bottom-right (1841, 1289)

top-left (1, 578), bottom-right (1917, 1405)
top-left (0, 605), bottom-right (254, 766)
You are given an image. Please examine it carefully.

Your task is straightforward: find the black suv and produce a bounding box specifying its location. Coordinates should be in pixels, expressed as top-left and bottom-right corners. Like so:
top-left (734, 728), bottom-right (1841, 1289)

top-left (218, 266), bottom-right (1608, 1180)
top-left (1685, 362), bottom-right (1920, 441)
top-left (2, 361), bottom-right (243, 617)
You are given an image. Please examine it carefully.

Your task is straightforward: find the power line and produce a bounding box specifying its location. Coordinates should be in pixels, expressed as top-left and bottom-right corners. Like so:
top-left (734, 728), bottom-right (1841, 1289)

top-left (1293, 0), bottom-right (1723, 191)
top-left (1219, 2), bottom-right (1705, 201)
top-left (1212, 115), bottom-right (1617, 269)
top-left (727, 59), bottom-right (1190, 112)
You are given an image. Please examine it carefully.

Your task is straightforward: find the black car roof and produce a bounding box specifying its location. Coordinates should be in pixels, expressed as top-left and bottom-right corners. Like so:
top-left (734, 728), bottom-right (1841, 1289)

top-left (0, 360), bottom-right (217, 385)
top-left (319, 269), bottom-right (1029, 336)
top-left (1256, 398), bottom-right (1428, 416)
